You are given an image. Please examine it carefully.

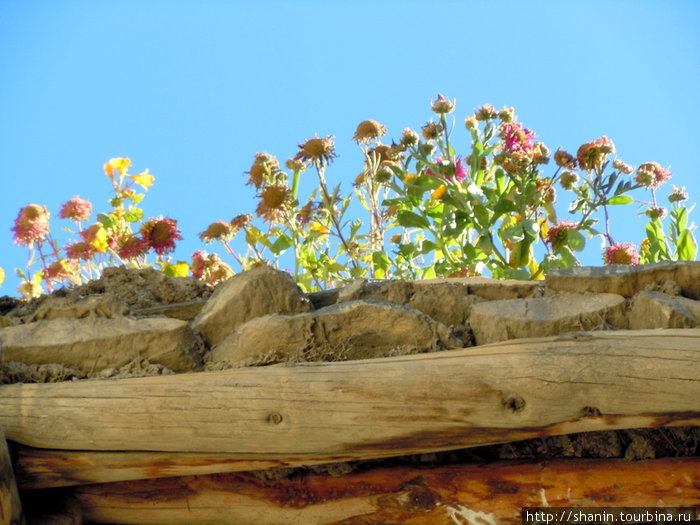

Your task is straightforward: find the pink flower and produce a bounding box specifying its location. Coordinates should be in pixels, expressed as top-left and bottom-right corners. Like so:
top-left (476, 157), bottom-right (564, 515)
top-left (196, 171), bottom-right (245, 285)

top-left (140, 217), bottom-right (182, 256)
top-left (635, 162), bottom-right (671, 188)
top-left (117, 235), bottom-right (150, 260)
top-left (12, 204), bottom-right (50, 246)
top-left (546, 220), bottom-right (577, 248)
top-left (602, 242), bottom-right (639, 266)
top-left (65, 241), bottom-right (96, 261)
top-left (499, 122), bottom-right (536, 155)
top-left (191, 250), bottom-right (207, 279)
top-left (426, 156), bottom-right (467, 182)
top-left (59, 196), bottom-right (92, 222)
top-left (576, 137), bottom-right (615, 171)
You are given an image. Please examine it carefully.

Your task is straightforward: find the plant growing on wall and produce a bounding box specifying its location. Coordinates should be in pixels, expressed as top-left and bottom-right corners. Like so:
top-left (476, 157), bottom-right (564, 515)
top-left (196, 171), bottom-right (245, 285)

top-left (5, 96), bottom-right (697, 297)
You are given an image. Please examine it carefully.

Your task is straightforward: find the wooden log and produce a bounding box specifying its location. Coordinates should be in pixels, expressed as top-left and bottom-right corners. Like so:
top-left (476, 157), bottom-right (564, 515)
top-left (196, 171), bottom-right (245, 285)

top-left (13, 447), bottom-right (341, 489)
top-left (75, 457), bottom-right (700, 525)
top-left (1, 330), bottom-right (698, 464)
top-left (0, 423), bottom-right (24, 525)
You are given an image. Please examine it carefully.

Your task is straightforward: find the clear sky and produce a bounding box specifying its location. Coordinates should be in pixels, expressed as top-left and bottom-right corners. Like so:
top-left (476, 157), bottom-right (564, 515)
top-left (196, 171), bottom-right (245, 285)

top-left (1, 0), bottom-right (698, 295)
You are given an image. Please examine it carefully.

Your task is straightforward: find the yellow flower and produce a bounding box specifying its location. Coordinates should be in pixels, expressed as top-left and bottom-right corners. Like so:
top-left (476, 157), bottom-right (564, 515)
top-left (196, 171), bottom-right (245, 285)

top-left (309, 221), bottom-right (329, 234)
top-left (0, 267), bottom-right (4, 287)
top-left (431, 185), bottom-right (447, 200)
top-left (128, 169), bottom-right (155, 190)
top-left (403, 173), bottom-right (418, 183)
top-left (103, 157), bottom-right (131, 178)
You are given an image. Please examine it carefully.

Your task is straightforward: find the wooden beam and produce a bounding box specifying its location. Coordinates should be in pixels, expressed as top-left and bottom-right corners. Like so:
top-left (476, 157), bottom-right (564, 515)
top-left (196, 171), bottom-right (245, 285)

top-left (0, 423), bottom-right (24, 525)
top-left (13, 447), bottom-right (343, 489)
top-left (1, 330), bottom-right (698, 464)
top-left (74, 457), bottom-right (700, 525)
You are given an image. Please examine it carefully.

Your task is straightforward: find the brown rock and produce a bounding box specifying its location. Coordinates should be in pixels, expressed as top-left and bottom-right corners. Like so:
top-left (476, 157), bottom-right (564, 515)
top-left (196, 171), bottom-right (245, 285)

top-left (629, 291), bottom-right (700, 329)
top-left (28, 294), bottom-right (129, 322)
top-left (311, 300), bottom-right (461, 360)
top-left (210, 313), bottom-right (314, 366)
top-left (211, 300), bottom-right (461, 366)
top-left (470, 292), bottom-right (626, 345)
top-left (0, 317), bottom-right (203, 373)
top-left (546, 261), bottom-right (700, 299)
top-left (407, 283), bottom-right (483, 341)
top-left (132, 300), bottom-right (207, 321)
top-left (192, 266), bottom-right (312, 347)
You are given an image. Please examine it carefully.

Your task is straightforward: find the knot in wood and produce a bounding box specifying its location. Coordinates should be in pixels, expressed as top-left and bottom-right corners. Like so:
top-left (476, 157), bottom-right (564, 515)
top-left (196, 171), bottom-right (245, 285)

top-left (267, 412), bottom-right (284, 425)
top-left (503, 394), bottom-right (526, 413)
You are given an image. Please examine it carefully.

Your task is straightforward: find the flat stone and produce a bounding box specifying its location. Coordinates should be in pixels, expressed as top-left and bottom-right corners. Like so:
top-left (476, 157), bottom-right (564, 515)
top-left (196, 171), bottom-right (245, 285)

top-left (132, 300), bottom-right (207, 321)
top-left (0, 317), bottom-right (203, 373)
top-left (470, 292), bottom-right (626, 345)
top-left (211, 300), bottom-right (462, 366)
top-left (629, 291), bottom-right (700, 329)
top-left (191, 266), bottom-right (312, 347)
top-left (0, 316), bottom-right (16, 328)
top-left (28, 294), bottom-right (129, 322)
top-left (210, 313), bottom-right (314, 366)
top-left (546, 261), bottom-right (700, 299)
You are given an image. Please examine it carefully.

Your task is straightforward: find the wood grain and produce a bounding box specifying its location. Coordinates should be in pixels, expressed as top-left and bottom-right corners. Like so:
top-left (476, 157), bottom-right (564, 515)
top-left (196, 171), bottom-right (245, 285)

top-left (1, 330), bottom-right (698, 465)
top-left (74, 457), bottom-right (700, 525)
top-left (0, 423), bottom-right (24, 525)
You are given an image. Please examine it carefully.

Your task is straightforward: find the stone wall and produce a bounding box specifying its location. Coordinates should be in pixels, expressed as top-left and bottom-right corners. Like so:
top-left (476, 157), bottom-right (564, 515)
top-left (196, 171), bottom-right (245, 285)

top-left (1, 261), bottom-right (698, 382)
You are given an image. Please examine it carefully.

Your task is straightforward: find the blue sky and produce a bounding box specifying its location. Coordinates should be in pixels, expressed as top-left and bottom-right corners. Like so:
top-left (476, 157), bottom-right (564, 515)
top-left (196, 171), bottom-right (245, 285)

top-left (1, 0), bottom-right (698, 295)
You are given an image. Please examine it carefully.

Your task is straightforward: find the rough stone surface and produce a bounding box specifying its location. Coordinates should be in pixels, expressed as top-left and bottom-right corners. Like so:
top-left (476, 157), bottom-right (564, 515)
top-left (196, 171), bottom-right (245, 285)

top-left (629, 291), bottom-right (700, 329)
top-left (0, 316), bottom-right (203, 373)
top-left (27, 294), bottom-right (129, 322)
top-left (132, 300), bottom-right (207, 321)
top-left (469, 292), bottom-right (626, 345)
top-left (211, 300), bottom-right (462, 366)
top-left (6, 267), bottom-right (213, 322)
top-left (547, 261), bottom-right (700, 299)
top-left (192, 266), bottom-right (313, 347)
top-left (0, 316), bottom-right (16, 328)
top-left (333, 279), bottom-right (483, 343)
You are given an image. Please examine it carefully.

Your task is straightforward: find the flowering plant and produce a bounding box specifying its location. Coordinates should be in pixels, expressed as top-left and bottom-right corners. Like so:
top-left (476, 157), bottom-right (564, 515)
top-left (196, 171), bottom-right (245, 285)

top-left (199, 96), bottom-right (695, 289)
top-left (9, 158), bottom-right (185, 297)
top-left (4, 97), bottom-right (697, 297)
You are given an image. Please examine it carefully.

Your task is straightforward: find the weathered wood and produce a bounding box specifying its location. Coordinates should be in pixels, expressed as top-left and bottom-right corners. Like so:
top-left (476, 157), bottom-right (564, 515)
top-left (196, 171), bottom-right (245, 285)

top-left (0, 424), bottom-right (24, 525)
top-left (75, 457), bottom-right (700, 524)
top-left (13, 447), bottom-right (341, 489)
top-left (1, 330), bottom-right (698, 464)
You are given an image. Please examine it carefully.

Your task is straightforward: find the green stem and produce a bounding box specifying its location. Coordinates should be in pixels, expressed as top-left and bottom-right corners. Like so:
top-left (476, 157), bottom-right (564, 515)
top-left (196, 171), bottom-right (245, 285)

top-left (316, 164), bottom-right (359, 271)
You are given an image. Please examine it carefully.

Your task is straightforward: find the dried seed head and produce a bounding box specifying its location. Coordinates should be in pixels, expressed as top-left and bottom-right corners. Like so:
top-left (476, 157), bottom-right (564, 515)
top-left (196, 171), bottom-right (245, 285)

top-left (353, 120), bottom-right (387, 143)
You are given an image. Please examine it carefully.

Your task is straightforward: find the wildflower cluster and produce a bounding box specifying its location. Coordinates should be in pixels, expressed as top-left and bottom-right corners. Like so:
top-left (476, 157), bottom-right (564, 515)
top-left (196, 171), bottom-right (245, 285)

top-left (4, 97), bottom-right (696, 297)
top-left (9, 158), bottom-right (183, 297)
top-left (209, 95), bottom-right (695, 286)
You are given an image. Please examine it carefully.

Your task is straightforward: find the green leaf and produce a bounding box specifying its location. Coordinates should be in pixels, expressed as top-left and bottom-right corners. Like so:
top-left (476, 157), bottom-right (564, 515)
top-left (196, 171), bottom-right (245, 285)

top-left (606, 195), bottom-right (633, 205)
top-left (108, 197), bottom-right (123, 208)
top-left (472, 204), bottom-right (490, 228)
top-left (566, 229), bottom-right (586, 252)
top-left (270, 234), bottom-right (294, 255)
top-left (420, 239), bottom-right (436, 254)
top-left (476, 235), bottom-right (493, 254)
top-left (398, 242), bottom-right (417, 258)
top-left (123, 208), bottom-right (144, 222)
top-left (501, 224), bottom-right (525, 243)
top-left (522, 219), bottom-right (540, 240)
top-left (493, 197), bottom-right (517, 216)
top-left (677, 230), bottom-right (697, 260)
top-left (163, 261), bottom-right (190, 277)
top-left (130, 193), bottom-right (145, 205)
top-left (397, 210), bottom-right (430, 229)
top-left (97, 213), bottom-right (116, 229)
